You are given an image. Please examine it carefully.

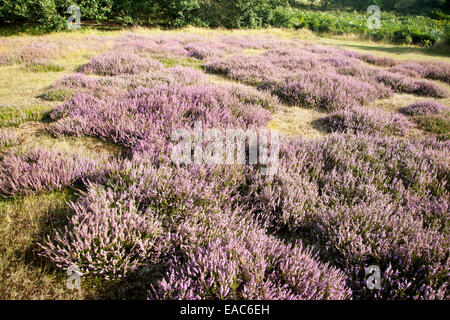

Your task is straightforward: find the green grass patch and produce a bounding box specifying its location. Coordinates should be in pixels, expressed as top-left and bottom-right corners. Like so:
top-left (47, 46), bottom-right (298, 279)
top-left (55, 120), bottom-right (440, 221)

top-left (155, 56), bottom-right (203, 69)
top-left (413, 112), bottom-right (450, 135)
top-left (24, 62), bottom-right (65, 73)
top-left (39, 88), bottom-right (75, 102)
top-left (0, 105), bottom-right (52, 127)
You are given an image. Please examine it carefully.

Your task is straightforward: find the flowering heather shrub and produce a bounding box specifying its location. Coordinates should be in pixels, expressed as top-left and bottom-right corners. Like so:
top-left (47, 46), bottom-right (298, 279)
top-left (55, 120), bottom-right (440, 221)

top-left (114, 35), bottom-right (190, 58)
top-left (243, 133), bottom-right (449, 299)
top-left (374, 72), bottom-right (448, 98)
top-left (85, 160), bottom-right (348, 299)
top-left (0, 129), bottom-right (18, 148)
top-left (419, 61), bottom-right (450, 84)
top-left (184, 42), bottom-right (236, 60)
top-left (44, 68), bottom-right (205, 104)
top-left (215, 82), bottom-right (279, 112)
top-left (399, 101), bottom-right (448, 116)
top-left (206, 47), bottom-right (394, 111)
top-left (48, 84), bottom-right (272, 162)
top-left (320, 107), bottom-right (412, 135)
top-left (79, 51), bottom-right (163, 76)
top-left (151, 224), bottom-right (350, 300)
top-left (390, 61), bottom-right (450, 84)
top-left (217, 35), bottom-right (291, 50)
top-left (389, 62), bottom-right (428, 78)
top-left (0, 42), bottom-right (58, 66)
top-left (0, 149), bottom-right (98, 198)
top-left (39, 184), bottom-right (168, 280)
top-left (206, 54), bottom-right (280, 86)
top-left (0, 105), bottom-right (50, 127)
top-left (274, 71), bottom-right (390, 111)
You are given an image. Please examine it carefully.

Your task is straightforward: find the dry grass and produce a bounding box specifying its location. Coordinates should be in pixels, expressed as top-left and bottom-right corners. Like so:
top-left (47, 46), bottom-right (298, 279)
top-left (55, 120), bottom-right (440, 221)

top-left (268, 105), bottom-right (328, 138)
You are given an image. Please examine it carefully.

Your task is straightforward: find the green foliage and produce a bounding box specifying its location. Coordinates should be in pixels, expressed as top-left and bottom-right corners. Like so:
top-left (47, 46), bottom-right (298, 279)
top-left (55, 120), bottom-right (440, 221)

top-left (0, 0), bottom-right (66, 31)
top-left (0, 0), bottom-right (447, 46)
top-left (289, 9), bottom-right (447, 45)
top-left (39, 88), bottom-right (74, 101)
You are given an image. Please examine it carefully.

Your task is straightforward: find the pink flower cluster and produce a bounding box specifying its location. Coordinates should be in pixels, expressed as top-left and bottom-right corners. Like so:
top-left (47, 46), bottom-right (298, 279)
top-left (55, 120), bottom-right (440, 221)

top-left (399, 100), bottom-right (448, 116)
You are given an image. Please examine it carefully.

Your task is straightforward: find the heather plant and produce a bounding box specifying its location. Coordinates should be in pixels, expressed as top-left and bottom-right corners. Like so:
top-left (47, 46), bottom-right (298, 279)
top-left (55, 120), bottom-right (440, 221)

top-left (391, 61), bottom-right (450, 84)
top-left (242, 133), bottom-right (449, 299)
top-left (18, 42), bottom-right (59, 65)
top-left (49, 66), bottom-right (207, 99)
top-left (79, 51), bottom-right (163, 76)
top-left (206, 46), bottom-right (395, 111)
top-left (320, 107), bottom-right (413, 135)
top-left (184, 41), bottom-right (239, 60)
top-left (150, 221), bottom-right (350, 300)
top-left (355, 54), bottom-right (397, 68)
top-left (114, 36), bottom-right (190, 58)
top-left (273, 71), bottom-right (391, 111)
top-left (39, 88), bottom-right (76, 102)
top-left (0, 105), bottom-right (51, 127)
top-left (412, 113), bottom-right (450, 137)
top-left (0, 149), bottom-right (99, 198)
top-left (39, 184), bottom-right (169, 280)
top-left (0, 129), bottom-right (18, 149)
top-left (48, 84), bottom-right (272, 162)
top-left (374, 72), bottom-right (448, 98)
top-left (399, 101), bottom-right (448, 116)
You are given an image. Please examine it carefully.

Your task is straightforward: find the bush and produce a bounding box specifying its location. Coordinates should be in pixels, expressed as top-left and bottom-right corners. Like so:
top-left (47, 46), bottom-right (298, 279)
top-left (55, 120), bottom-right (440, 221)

top-left (0, 0), bottom-right (66, 31)
top-left (399, 101), bottom-right (448, 116)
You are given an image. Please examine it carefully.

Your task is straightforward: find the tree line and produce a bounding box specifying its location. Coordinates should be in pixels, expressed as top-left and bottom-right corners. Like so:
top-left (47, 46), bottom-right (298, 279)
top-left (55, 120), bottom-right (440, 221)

top-left (0, 0), bottom-right (447, 31)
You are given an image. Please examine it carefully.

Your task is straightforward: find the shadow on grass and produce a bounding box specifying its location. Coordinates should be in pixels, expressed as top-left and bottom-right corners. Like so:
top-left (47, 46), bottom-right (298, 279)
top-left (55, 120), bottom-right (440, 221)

top-left (341, 43), bottom-right (450, 59)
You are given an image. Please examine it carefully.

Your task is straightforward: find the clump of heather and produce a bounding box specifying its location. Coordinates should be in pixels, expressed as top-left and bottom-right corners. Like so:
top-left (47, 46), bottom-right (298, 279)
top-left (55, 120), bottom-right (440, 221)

top-left (19, 42), bottom-right (58, 64)
top-left (206, 47), bottom-right (394, 111)
top-left (274, 71), bottom-right (391, 111)
top-left (50, 66), bottom-right (207, 99)
top-left (243, 133), bottom-right (449, 299)
top-left (420, 61), bottom-right (450, 84)
top-left (399, 100), bottom-right (448, 116)
top-left (374, 72), bottom-right (448, 98)
top-left (0, 149), bottom-right (98, 198)
top-left (320, 107), bottom-right (412, 135)
top-left (357, 54), bottom-right (397, 67)
top-left (0, 129), bottom-right (18, 149)
top-left (389, 62), bottom-right (428, 78)
top-left (79, 51), bottom-right (163, 76)
top-left (48, 84), bottom-right (272, 162)
top-left (216, 82), bottom-right (279, 112)
top-left (39, 184), bottom-right (168, 280)
top-left (150, 223), bottom-right (350, 300)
